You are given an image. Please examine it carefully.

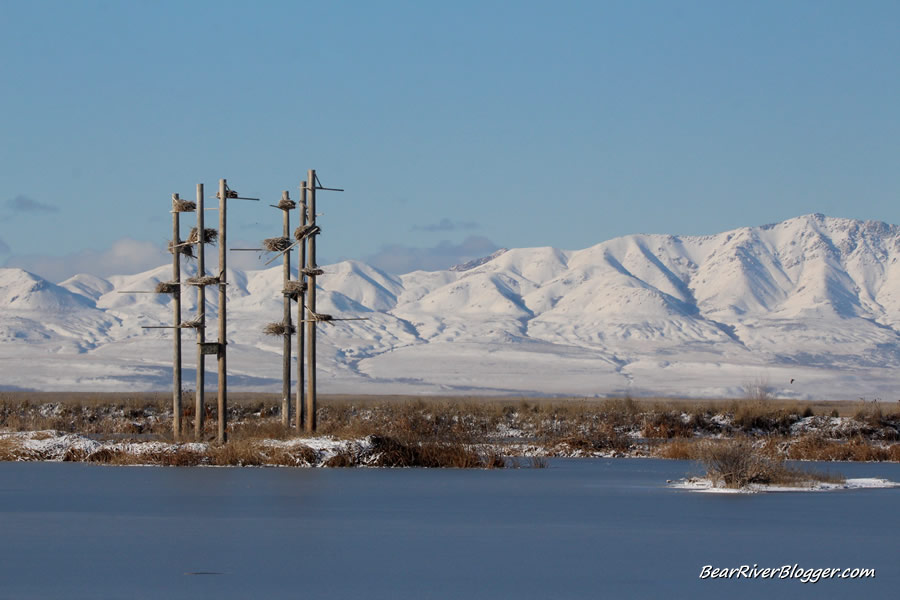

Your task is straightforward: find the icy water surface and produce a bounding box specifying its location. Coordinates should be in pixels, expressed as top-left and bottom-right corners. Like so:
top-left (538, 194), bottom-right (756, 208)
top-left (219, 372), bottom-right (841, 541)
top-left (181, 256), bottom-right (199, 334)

top-left (1, 459), bottom-right (898, 599)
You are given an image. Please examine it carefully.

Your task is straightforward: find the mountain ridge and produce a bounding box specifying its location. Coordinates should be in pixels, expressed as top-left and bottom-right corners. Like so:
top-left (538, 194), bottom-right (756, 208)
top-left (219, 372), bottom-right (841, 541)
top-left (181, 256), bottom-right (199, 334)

top-left (2, 214), bottom-right (899, 399)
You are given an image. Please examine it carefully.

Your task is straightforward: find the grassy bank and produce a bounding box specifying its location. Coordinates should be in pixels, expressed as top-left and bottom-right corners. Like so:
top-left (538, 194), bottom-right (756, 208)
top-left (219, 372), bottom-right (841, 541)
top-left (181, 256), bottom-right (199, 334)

top-left (1, 392), bottom-right (899, 466)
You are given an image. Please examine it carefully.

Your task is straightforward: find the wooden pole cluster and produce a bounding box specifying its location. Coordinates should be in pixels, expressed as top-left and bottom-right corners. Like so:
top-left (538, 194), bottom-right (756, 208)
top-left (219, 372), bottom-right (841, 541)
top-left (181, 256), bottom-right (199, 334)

top-left (141, 180), bottom-right (264, 444)
top-left (149, 173), bottom-right (359, 441)
top-left (262, 170), bottom-right (349, 433)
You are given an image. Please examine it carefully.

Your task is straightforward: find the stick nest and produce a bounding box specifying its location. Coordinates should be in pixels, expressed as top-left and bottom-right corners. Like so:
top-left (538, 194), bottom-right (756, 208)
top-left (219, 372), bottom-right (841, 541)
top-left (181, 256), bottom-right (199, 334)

top-left (187, 227), bottom-right (218, 245)
top-left (294, 224), bottom-right (321, 240)
top-left (185, 276), bottom-right (220, 286)
top-left (180, 319), bottom-right (203, 329)
top-left (154, 281), bottom-right (180, 294)
top-left (263, 322), bottom-right (296, 336)
top-left (277, 198), bottom-right (297, 210)
top-left (168, 241), bottom-right (195, 258)
top-left (173, 199), bottom-right (196, 212)
top-left (283, 280), bottom-right (308, 298)
top-left (262, 237), bottom-right (292, 252)
top-left (312, 313), bottom-right (333, 322)
top-left (302, 267), bottom-right (324, 277)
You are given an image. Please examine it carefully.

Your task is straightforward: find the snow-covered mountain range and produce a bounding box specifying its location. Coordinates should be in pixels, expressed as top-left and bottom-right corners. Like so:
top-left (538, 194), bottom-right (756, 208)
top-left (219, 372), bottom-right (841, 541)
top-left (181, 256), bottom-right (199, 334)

top-left (2, 214), bottom-right (899, 400)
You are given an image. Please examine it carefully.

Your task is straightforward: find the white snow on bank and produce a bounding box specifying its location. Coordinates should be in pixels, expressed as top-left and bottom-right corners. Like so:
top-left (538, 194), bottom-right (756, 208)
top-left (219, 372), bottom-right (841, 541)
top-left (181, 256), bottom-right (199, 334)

top-left (669, 477), bottom-right (900, 494)
top-left (0, 430), bottom-right (365, 466)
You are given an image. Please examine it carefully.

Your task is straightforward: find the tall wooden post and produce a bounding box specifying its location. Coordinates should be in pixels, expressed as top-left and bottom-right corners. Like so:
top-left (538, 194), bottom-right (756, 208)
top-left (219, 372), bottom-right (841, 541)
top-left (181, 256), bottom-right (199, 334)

top-left (280, 191), bottom-right (292, 426)
top-left (305, 170), bottom-right (317, 432)
top-left (171, 194), bottom-right (182, 440)
top-left (296, 181), bottom-right (307, 430)
top-left (195, 183), bottom-right (206, 440)
top-left (217, 179), bottom-right (228, 444)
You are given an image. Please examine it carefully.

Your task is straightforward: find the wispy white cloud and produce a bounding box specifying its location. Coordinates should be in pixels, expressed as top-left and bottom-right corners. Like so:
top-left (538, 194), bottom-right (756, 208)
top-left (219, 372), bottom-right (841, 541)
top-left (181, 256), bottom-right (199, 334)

top-left (4, 238), bottom-right (170, 282)
top-left (366, 235), bottom-right (500, 273)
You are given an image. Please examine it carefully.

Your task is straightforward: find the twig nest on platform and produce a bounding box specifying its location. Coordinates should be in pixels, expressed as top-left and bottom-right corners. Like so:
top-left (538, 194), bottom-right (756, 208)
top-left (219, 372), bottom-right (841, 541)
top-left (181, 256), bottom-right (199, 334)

top-left (263, 322), bottom-right (295, 336)
top-left (294, 224), bottom-right (320, 240)
top-left (168, 241), bottom-right (195, 258)
top-left (173, 199), bottom-right (196, 212)
top-left (277, 198), bottom-right (297, 210)
top-left (187, 227), bottom-right (218, 245)
top-left (154, 281), bottom-right (180, 294)
top-left (302, 267), bottom-right (324, 277)
top-left (180, 319), bottom-right (203, 329)
top-left (283, 280), bottom-right (307, 299)
top-left (262, 237), bottom-right (292, 252)
top-left (185, 276), bottom-right (219, 286)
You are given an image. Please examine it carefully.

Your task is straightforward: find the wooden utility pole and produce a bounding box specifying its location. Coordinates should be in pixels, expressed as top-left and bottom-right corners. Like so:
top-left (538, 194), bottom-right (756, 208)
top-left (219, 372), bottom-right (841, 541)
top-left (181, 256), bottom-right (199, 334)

top-left (217, 179), bottom-right (228, 444)
top-left (305, 170), bottom-right (317, 432)
top-left (171, 194), bottom-right (183, 440)
top-left (296, 181), bottom-right (307, 430)
top-left (195, 183), bottom-right (206, 440)
top-left (280, 191), bottom-right (292, 426)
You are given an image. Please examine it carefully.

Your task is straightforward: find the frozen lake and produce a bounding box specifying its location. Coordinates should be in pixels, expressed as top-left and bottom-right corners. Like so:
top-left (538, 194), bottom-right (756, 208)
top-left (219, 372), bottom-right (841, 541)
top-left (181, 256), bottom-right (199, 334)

top-left (1, 459), bottom-right (898, 599)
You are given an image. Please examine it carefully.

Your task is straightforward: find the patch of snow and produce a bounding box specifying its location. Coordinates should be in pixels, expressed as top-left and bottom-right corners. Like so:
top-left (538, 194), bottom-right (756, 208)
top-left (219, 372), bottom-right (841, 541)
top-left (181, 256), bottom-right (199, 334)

top-left (669, 476), bottom-right (900, 494)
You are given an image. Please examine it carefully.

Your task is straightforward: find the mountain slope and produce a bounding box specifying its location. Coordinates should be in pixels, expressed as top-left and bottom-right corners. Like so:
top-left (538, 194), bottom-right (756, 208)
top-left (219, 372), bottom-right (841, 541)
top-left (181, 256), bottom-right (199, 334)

top-left (2, 214), bottom-right (899, 399)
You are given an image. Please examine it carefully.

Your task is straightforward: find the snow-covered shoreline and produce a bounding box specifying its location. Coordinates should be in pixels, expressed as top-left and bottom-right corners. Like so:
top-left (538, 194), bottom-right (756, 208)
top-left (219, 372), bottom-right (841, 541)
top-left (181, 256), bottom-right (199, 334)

top-left (668, 476), bottom-right (900, 494)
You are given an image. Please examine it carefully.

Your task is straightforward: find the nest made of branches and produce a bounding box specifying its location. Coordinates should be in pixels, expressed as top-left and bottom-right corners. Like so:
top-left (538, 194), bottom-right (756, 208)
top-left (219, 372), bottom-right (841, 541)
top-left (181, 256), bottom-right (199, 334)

top-left (312, 313), bottom-right (333, 322)
top-left (302, 267), bottom-right (324, 277)
top-left (180, 319), bottom-right (203, 329)
top-left (277, 198), bottom-right (297, 210)
top-left (187, 227), bottom-right (219, 245)
top-left (168, 241), bottom-right (195, 259)
top-left (185, 275), bottom-right (220, 286)
top-left (283, 280), bottom-right (308, 295)
top-left (262, 237), bottom-right (292, 252)
top-left (263, 322), bottom-right (295, 336)
top-left (173, 199), bottom-right (196, 212)
top-left (154, 281), bottom-right (180, 294)
top-left (294, 224), bottom-right (321, 241)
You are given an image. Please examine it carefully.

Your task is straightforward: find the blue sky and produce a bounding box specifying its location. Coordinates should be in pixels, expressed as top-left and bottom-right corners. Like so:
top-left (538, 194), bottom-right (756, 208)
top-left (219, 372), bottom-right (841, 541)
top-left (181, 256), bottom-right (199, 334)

top-left (2, 0), bottom-right (898, 281)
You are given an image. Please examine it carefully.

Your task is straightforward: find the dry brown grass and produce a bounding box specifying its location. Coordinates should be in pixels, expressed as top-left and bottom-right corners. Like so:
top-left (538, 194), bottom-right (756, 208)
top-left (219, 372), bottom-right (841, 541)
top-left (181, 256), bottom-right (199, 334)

top-left (641, 411), bottom-right (694, 439)
top-left (786, 435), bottom-right (896, 462)
top-left (324, 435), bottom-right (501, 468)
top-left (654, 438), bottom-right (703, 460)
top-left (208, 440), bottom-right (317, 467)
top-left (0, 437), bottom-right (23, 461)
top-left (2, 392), bottom-right (899, 466)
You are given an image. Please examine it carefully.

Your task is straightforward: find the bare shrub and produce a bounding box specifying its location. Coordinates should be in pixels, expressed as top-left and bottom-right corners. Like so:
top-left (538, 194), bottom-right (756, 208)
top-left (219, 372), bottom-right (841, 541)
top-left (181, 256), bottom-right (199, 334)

top-left (745, 377), bottom-right (774, 403)
top-left (699, 439), bottom-right (844, 487)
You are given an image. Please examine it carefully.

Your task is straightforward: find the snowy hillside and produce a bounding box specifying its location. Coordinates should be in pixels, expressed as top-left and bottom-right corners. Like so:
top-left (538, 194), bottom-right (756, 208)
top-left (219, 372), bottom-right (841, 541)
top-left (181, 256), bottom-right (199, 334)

top-left (2, 214), bottom-right (900, 400)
